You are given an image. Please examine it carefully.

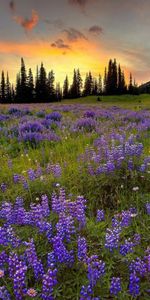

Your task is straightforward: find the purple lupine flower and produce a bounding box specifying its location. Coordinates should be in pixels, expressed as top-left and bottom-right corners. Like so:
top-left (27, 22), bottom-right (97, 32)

top-left (52, 235), bottom-right (74, 265)
top-left (0, 286), bottom-right (11, 300)
top-left (13, 260), bottom-right (27, 300)
top-left (144, 247), bottom-right (150, 272)
top-left (41, 195), bottom-right (50, 217)
top-left (47, 251), bottom-right (56, 269)
top-left (87, 255), bottom-right (105, 288)
top-left (96, 210), bottom-right (105, 222)
top-left (8, 252), bottom-right (20, 279)
top-left (120, 239), bottom-right (134, 256)
top-left (110, 277), bottom-right (121, 296)
top-left (28, 169), bottom-right (36, 181)
top-left (129, 258), bottom-right (147, 277)
top-left (77, 236), bottom-right (87, 262)
top-left (0, 183), bottom-right (7, 193)
top-left (0, 251), bottom-right (8, 268)
top-left (56, 213), bottom-right (75, 242)
top-left (80, 285), bottom-right (93, 300)
top-left (129, 272), bottom-right (140, 297)
top-left (51, 188), bottom-right (66, 214)
top-left (105, 227), bottom-right (121, 252)
top-left (25, 239), bottom-right (44, 280)
top-left (42, 268), bottom-right (57, 300)
top-left (13, 174), bottom-right (20, 184)
top-left (146, 203), bottom-right (150, 215)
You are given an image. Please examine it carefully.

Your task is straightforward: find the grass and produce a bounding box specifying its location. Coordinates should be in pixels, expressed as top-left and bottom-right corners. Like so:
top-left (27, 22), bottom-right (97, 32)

top-left (0, 95), bottom-right (150, 299)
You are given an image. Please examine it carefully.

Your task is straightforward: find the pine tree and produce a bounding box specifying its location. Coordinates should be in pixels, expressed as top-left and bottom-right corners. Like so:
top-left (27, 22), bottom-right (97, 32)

top-left (36, 63), bottom-right (49, 102)
top-left (63, 75), bottom-right (69, 99)
top-left (92, 78), bottom-right (98, 95)
top-left (70, 69), bottom-right (78, 98)
top-left (1, 71), bottom-right (6, 102)
top-left (112, 59), bottom-right (118, 94)
top-left (15, 73), bottom-right (21, 102)
top-left (76, 69), bottom-right (82, 97)
top-left (97, 74), bottom-right (102, 95)
top-left (103, 68), bottom-right (107, 95)
top-left (48, 70), bottom-right (55, 101)
top-left (27, 68), bottom-right (34, 102)
top-left (56, 82), bottom-right (62, 102)
top-left (128, 73), bottom-right (133, 94)
top-left (6, 72), bottom-right (11, 103)
top-left (118, 64), bottom-right (122, 94)
top-left (20, 57), bottom-right (27, 102)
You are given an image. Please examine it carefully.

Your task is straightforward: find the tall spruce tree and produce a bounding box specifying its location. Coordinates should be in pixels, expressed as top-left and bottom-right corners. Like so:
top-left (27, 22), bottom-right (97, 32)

top-left (6, 72), bottom-right (11, 103)
top-left (98, 74), bottom-right (102, 95)
top-left (63, 75), bottom-right (69, 99)
top-left (27, 68), bottom-right (34, 102)
top-left (1, 71), bottom-right (6, 102)
top-left (128, 73), bottom-right (133, 94)
top-left (48, 70), bottom-right (55, 101)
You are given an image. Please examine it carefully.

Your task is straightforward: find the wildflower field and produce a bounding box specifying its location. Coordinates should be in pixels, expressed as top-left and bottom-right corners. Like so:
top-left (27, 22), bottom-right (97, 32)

top-left (0, 96), bottom-right (150, 299)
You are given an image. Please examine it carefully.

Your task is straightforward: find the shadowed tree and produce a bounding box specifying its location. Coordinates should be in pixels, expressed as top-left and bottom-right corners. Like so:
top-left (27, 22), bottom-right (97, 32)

top-left (48, 70), bottom-right (55, 101)
top-left (6, 72), bottom-right (12, 103)
top-left (1, 71), bottom-right (6, 102)
top-left (63, 75), bottom-right (69, 99)
top-left (27, 68), bottom-right (34, 102)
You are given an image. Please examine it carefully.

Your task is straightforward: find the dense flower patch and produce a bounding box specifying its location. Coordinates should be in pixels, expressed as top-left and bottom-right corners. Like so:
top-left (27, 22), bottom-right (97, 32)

top-left (0, 188), bottom-right (149, 299)
top-left (0, 103), bottom-right (150, 299)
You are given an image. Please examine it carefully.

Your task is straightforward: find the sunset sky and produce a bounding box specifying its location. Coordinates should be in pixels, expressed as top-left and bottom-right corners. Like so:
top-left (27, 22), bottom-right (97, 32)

top-left (0, 0), bottom-right (150, 85)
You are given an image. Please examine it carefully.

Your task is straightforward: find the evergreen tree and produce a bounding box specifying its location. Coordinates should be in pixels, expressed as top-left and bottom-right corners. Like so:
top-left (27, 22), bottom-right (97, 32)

top-left (106, 59), bottom-right (113, 94)
top-left (63, 75), bottom-right (69, 99)
top-left (97, 74), bottom-right (102, 95)
top-left (118, 64), bottom-right (122, 94)
top-left (27, 68), bottom-right (34, 102)
top-left (128, 73), bottom-right (133, 94)
top-left (6, 72), bottom-right (11, 103)
top-left (112, 59), bottom-right (118, 94)
top-left (20, 57), bottom-right (28, 102)
top-left (103, 68), bottom-right (107, 95)
top-left (83, 72), bottom-right (93, 96)
top-left (76, 69), bottom-right (82, 97)
top-left (48, 70), bottom-right (55, 100)
top-left (56, 82), bottom-right (62, 101)
top-left (70, 69), bottom-right (78, 98)
top-left (92, 78), bottom-right (98, 95)
top-left (36, 63), bottom-right (49, 102)
top-left (15, 73), bottom-right (21, 102)
top-left (1, 71), bottom-right (6, 102)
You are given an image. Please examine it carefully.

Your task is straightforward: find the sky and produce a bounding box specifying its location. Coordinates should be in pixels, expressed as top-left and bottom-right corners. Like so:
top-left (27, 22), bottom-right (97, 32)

top-left (0, 0), bottom-right (150, 85)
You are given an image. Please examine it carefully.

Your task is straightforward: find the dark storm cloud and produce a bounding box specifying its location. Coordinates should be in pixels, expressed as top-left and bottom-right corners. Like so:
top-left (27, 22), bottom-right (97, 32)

top-left (9, 0), bottom-right (15, 13)
top-left (89, 25), bottom-right (103, 35)
top-left (63, 28), bottom-right (87, 42)
top-left (51, 39), bottom-right (71, 49)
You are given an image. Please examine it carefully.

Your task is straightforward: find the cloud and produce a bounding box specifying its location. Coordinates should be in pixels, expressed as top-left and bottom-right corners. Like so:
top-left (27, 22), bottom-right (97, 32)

top-left (63, 28), bottom-right (87, 42)
top-left (9, 0), bottom-right (15, 13)
top-left (51, 39), bottom-right (71, 50)
top-left (89, 25), bottom-right (103, 35)
top-left (13, 10), bottom-right (39, 32)
top-left (68, 0), bottom-right (90, 8)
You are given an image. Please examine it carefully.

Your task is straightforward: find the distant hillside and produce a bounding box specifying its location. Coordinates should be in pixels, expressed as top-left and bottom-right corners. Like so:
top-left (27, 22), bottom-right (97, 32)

top-left (139, 81), bottom-right (150, 93)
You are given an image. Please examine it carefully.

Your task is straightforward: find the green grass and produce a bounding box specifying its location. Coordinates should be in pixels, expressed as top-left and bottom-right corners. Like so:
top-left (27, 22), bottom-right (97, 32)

top-left (62, 94), bottom-right (150, 109)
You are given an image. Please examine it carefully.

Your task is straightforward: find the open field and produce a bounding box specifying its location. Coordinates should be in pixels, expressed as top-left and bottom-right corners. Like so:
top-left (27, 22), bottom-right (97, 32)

top-left (0, 95), bottom-right (150, 299)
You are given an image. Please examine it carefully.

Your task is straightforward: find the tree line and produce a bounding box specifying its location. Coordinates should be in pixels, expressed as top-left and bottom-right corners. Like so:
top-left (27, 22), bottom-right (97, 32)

top-left (0, 58), bottom-right (139, 103)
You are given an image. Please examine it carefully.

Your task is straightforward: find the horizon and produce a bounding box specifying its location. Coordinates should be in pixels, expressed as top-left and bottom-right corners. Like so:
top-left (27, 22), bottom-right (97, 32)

top-left (0, 0), bottom-right (150, 85)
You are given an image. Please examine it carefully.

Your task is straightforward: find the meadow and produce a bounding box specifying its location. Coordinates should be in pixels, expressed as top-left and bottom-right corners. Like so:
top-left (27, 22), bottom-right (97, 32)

top-left (0, 94), bottom-right (150, 299)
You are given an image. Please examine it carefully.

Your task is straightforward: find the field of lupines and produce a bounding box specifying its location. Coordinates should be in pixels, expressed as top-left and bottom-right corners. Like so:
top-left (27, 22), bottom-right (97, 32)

top-left (0, 100), bottom-right (150, 300)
